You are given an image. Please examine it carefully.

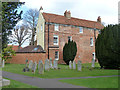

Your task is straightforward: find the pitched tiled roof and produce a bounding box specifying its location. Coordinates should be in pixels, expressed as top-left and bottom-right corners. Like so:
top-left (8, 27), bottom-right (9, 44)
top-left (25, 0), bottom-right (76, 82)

top-left (42, 12), bottom-right (104, 29)
top-left (16, 45), bottom-right (45, 53)
top-left (8, 45), bottom-right (22, 51)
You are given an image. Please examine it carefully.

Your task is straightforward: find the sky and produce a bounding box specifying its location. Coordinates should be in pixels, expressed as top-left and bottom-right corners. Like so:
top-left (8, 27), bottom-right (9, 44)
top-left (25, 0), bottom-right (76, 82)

top-left (11, 0), bottom-right (119, 47)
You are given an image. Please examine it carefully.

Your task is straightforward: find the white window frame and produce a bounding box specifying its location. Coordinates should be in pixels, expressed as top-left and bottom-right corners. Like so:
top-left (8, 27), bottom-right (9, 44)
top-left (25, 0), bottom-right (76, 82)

top-left (90, 38), bottom-right (93, 46)
top-left (41, 24), bottom-right (43, 31)
top-left (55, 51), bottom-right (59, 60)
top-left (68, 36), bottom-right (72, 41)
top-left (53, 35), bottom-right (59, 45)
top-left (79, 27), bottom-right (83, 33)
top-left (54, 24), bottom-right (59, 31)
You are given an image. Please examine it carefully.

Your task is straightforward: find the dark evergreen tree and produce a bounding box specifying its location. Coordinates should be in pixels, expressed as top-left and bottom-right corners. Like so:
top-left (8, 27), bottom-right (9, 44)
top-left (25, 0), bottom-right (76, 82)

top-left (2, 2), bottom-right (24, 50)
top-left (63, 40), bottom-right (77, 65)
top-left (95, 24), bottom-right (120, 69)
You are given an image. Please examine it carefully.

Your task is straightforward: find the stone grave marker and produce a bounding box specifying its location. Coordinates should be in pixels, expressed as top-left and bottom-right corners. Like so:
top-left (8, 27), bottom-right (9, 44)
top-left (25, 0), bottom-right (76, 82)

top-left (45, 59), bottom-right (50, 71)
top-left (78, 60), bottom-right (82, 71)
top-left (2, 60), bottom-right (5, 68)
top-left (73, 61), bottom-right (76, 69)
top-left (28, 60), bottom-right (33, 69)
top-left (53, 60), bottom-right (58, 69)
top-left (49, 58), bottom-right (53, 69)
top-left (38, 60), bottom-right (44, 74)
top-left (69, 61), bottom-right (72, 69)
top-left (32, 61), bottom-right (37, 73)
top-left (91, 59), bottom-right (95, 68)
top-left (0, 58), bottom-right (2, 67)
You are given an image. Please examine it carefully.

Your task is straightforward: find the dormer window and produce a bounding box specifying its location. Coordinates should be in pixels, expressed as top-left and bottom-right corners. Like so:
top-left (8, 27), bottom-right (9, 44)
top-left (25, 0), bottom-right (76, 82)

top-left (79, 27), bottom-right (83, 33)
top-left (54, 24), bottom-right (59, 31)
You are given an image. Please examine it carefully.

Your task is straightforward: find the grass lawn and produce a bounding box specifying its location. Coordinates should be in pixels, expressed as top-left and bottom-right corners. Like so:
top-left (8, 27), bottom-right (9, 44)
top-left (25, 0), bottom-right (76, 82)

top-left (2, 63), bottom-right (119, 78)
top-left (59, 77), bottom-right (118, 88)
top-left (2, 78), bottom-right (38, 88)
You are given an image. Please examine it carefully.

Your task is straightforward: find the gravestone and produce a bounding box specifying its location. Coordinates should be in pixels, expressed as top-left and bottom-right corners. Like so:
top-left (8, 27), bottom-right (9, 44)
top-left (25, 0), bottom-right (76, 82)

top-left (31, 61), bottom-right (37, 73)
top-left (73, 61), bottom-right (76, 69)
top-left (49, 58), bottom-right (53, 69)
top-left (38, 60), bottom-right (42, 69)
top-left (45, 59), bottom-right (49, 71)
top-left (69, 61), bottom-right (72, 69)
top-left (25, 59), bottom-right (28, 67)
top-left (91, 59), bottom-right (95, 68)
top-left (78, 60), bottom-right (82, 71)
top-left (2, 60), bottom-right (5, 68)
top-left (38, 60), bottom-right (44, 74)
top-left (0, 58), bottom-right (2, 67)
top-left (53, 60), bottom-right (58, 69)
top-left (28, 60), bottom-right (33, 69)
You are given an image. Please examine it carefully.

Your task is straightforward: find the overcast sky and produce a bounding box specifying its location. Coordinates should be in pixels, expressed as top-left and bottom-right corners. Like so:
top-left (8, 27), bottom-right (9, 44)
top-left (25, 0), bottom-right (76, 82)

top-left (20, 0), bottom-right (119, 25)
top-left (14, 0), bottom-right (119, 47)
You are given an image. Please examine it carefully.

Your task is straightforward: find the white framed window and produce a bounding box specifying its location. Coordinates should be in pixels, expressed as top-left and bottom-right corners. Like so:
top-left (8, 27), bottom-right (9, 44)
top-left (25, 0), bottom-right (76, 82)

top-left (90, 38), bottom-right (93, 46)
top-left (53, 35), bottom-right (58, 45)
top-left (68, 36), bottom-right (72, 41)
top-left (54, 24), bottom-right (59, 31)
top-left (79, 27), bottom-right (83, 33)
top-left (55, 51), bottom-right (59, 60)
top-left (41, 24), bottom-right (43, 31)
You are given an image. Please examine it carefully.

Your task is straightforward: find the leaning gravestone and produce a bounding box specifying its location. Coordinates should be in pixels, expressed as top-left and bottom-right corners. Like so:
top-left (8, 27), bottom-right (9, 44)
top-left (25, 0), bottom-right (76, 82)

top-left (28, 60), bottom-right (33, 69)
top-left (38, 60), bottom-right (42, 69)
top-left (49, 58), bottom-right (53, 69)
top-left (69, 61), bottom-right (72, 69)
top-left (2, 60), bottom-right (5, 68)
top-left (91, 59), bottom-right (95, 68)
top-left (45, 59), bottom-right (50, 71)
top-left (53, 60), bottom-right (58, 69)
top-left (38, 61), bottom-right (44, 74)
top-left (73, 61), bottom-right (76, 69)
top-left (32, 61), bottom-right (37, 73)
top-left (0, 58), bottom-right (2, 67)
top-left (78, 60), bottom-right (82, 71)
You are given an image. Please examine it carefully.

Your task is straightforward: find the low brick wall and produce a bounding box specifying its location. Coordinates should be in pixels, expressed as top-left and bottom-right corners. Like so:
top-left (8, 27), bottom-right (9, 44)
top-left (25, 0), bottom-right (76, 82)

top-left (9, 53), bottom-right (47, 64)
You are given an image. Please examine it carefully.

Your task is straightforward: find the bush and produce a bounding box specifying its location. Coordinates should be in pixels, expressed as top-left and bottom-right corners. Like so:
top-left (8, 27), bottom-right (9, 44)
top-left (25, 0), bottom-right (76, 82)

top-left (63, 40), bottom-right (77, 65)
top-left (95, 24), bottom-right (120, 69)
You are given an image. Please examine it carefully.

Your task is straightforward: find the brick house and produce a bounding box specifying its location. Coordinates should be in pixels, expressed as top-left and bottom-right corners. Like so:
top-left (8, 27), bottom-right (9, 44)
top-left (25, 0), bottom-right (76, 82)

top-left (36, 7), bottom-right (104, 64)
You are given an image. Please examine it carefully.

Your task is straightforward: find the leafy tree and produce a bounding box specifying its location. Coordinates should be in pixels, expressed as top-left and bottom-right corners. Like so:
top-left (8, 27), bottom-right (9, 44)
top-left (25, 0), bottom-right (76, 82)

top-left (23, 8), bottom-right (39, 45)
top-left (95, 24), bottom-right (120, 69)
top-left (2, 2), bottom-right (24, 50)
top-left (2, 46), bottom-right (16, 61)
top-left (63, 40), bottom-right (77, 65)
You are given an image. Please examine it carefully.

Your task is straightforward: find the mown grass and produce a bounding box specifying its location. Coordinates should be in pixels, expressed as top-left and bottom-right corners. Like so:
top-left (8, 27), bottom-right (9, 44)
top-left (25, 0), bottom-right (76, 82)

top-left (59, 77), bottom-right (119, 88)
top-left (2, 78), bottom-right (38, 88)
top-left (2, 63), bottom-right (119, 78)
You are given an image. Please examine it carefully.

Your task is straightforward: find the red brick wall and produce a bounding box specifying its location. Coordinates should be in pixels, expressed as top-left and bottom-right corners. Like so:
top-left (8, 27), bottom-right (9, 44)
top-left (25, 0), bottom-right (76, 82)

top-left (44, 24), bottom-right (100, 64)
top-left (9, 53), bottom-right (47, 64)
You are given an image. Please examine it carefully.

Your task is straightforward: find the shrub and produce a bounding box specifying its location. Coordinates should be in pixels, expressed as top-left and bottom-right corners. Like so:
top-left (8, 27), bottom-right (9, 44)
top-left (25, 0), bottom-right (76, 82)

top-left (63, 40), bottom-right (77, 65)
top-left (95, 24), bottom-right (120, 69)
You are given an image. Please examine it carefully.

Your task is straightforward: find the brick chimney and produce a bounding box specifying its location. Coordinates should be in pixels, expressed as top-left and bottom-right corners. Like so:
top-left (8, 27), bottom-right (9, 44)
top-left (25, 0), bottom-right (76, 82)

top-left (64, 10), bottom-right (71, 19)
top-left (97, 16), bottom-right (101, 23)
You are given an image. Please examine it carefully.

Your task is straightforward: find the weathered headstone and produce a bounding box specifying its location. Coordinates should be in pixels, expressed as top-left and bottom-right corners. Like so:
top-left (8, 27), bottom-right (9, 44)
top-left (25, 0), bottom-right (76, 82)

top-left (2, 60), bottom-right (5, 68)
top-left (91, 59), bottom-right (95, 68)
top-left (53, 60), bottom-right (58, 69)
top-left (28, 60), bottom-right (33, 69)
top-left (31, 61), bottom-right (37, 73)
top-left (78, 60), bottom-right (82, 71)
top-left (38, 61), bottom-right (44, 74)
top-left (45, 59), bottom-right (50, 71)
top-left (73, 61), bottom-right (76, 69)
top-left (49, 58), bottom-right (53, 69)
top-left (69, 61), bottom-right (72, 69)
top-left (0, 58), bottom-right (2, 67)
top-left (25, 59), bottom-right (28, 67)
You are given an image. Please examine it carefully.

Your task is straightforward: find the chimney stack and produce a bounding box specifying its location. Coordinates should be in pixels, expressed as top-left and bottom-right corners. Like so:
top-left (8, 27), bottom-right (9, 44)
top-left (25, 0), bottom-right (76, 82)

top-left (97, 16), bottom-right (101, 23)
top-left (64, 10), bottom-right (71, 19)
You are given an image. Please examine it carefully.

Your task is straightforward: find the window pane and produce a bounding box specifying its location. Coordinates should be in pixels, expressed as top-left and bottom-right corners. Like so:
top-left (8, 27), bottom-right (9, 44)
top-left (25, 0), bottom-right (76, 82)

top-left (55, 51), bottom-right (59, 60)
top-left (55, 24), bottom-right (59, 31)
top-left (79, 27), bottom-right (83, 33)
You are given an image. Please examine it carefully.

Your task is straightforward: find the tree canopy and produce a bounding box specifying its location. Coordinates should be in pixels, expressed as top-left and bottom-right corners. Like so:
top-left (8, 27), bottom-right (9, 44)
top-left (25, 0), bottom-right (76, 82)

top-left (95, 24), bottom-right (120, 69)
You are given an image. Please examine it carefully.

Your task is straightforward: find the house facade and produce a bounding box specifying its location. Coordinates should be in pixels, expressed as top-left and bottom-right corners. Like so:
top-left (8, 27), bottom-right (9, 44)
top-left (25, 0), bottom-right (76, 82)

top-left (36, 7), bottom-right (104, 64)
